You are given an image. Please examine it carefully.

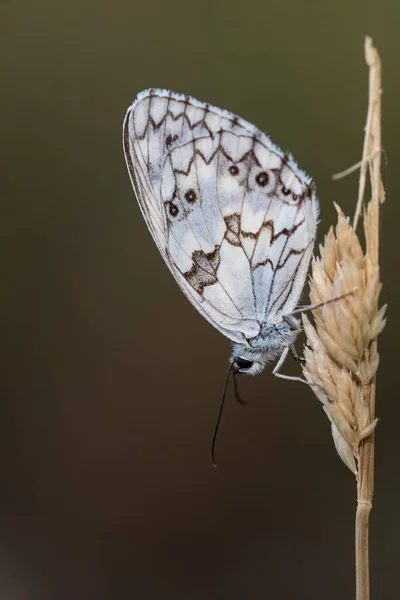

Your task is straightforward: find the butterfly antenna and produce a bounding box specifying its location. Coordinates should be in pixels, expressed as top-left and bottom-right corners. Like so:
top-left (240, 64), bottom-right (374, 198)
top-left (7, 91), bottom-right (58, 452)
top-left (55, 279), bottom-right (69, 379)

top-left (289, 288), bottom-right (357, 317)
top-left (210, 362), bottom-right (235, 468)
top-left (233, 373), bottom-right (247, 405)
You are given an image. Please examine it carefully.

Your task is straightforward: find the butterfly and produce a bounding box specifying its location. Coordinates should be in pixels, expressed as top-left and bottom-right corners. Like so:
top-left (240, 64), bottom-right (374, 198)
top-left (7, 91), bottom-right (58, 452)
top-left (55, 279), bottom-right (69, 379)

top-left (123, 89), bottom-right (319, 378)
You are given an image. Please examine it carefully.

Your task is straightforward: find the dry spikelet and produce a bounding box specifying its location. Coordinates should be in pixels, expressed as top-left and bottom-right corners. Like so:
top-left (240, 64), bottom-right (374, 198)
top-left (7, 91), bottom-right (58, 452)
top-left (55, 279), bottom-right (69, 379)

top-left (302, 203), bottom-right (386, 475)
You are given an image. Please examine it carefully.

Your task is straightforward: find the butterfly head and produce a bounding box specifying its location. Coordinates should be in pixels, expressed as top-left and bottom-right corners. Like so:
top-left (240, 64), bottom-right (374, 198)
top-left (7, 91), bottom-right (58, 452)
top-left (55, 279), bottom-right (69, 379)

top-left (231, 346), bottom-right (270, 376)
top-left (231, 322), bottom-right (298, 376)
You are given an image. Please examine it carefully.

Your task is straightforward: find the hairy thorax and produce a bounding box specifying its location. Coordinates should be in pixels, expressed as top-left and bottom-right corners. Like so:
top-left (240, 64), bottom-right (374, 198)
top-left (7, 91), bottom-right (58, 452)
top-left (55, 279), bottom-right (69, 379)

top-left (231, 319), bottom-right (300, 375)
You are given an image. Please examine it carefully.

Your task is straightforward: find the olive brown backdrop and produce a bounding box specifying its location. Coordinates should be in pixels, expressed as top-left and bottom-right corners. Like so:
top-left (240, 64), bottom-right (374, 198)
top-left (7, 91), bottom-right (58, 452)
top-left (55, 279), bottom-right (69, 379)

top-left (1, 1), bottom-right (399, 598)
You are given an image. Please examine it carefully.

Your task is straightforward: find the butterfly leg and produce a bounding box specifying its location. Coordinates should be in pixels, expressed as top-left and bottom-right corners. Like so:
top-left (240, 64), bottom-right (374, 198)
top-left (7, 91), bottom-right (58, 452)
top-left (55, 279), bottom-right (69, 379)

top-left (282, 313), bottom-right (301, 331)
top-left (272, 346), bottom-right (308, 384)
top-left (282, 314), bottom-right (306, 363)
top-left (289, 344), bottom-right (305, 363)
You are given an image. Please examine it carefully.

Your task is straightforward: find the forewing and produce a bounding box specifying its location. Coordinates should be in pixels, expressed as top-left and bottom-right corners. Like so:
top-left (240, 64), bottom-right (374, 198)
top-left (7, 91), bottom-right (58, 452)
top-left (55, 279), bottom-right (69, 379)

top-left (245, 154), bottom-right (319, 323)
top-left (123, 89), bottom-right (318, 342)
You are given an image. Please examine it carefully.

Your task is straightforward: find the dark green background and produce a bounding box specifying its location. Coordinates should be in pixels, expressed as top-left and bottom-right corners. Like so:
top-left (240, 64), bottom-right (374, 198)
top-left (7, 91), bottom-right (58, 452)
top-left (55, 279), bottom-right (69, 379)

top-left (1, 1), bottom-right (398, 598)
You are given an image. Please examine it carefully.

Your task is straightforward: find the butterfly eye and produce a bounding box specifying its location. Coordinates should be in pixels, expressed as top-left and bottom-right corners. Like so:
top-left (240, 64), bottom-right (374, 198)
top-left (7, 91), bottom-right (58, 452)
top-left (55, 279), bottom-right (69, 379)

top-left (235, 357), bottom-right (254, 370)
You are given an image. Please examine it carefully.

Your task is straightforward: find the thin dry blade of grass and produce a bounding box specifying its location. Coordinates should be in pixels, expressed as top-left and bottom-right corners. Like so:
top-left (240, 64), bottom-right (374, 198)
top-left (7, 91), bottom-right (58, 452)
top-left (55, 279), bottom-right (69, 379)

top-left (302, 38), bottom-right (385, 600)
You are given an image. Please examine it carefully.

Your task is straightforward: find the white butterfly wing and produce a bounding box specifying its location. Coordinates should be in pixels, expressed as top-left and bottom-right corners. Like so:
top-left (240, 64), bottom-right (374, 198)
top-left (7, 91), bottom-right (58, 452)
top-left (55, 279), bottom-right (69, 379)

top-left (123, 89), bottom-right (318, 344)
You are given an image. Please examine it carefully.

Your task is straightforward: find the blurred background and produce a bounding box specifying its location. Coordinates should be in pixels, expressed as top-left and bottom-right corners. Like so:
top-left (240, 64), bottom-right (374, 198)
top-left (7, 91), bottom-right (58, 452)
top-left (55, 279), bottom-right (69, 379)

top-left (1, 1), bottom-right (398, 598)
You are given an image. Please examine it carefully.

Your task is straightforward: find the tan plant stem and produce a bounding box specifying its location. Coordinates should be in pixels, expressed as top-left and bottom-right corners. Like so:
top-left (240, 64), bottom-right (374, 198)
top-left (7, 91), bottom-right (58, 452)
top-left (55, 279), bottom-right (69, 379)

top-left (355, 37), bottom-right (383, 600)
top-left (301, 37), bottom-right (385, 600)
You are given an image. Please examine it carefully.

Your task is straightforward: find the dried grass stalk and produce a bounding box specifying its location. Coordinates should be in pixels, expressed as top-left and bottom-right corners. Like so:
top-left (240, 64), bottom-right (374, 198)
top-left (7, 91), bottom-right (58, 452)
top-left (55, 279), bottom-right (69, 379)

top-left (301, 38), bottom-right (385, 600)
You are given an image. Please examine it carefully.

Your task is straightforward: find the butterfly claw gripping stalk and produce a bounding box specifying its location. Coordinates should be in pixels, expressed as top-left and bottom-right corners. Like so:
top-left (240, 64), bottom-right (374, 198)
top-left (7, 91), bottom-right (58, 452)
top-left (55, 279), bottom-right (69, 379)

top-left (301, 37), bottom-right (385, 600)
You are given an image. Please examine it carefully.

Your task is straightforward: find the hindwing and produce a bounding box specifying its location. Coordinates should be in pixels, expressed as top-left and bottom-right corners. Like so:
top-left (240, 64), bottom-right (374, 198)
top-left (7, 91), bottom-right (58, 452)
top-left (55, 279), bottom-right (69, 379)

top-left (123, 89), bottom-right (318, 343)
